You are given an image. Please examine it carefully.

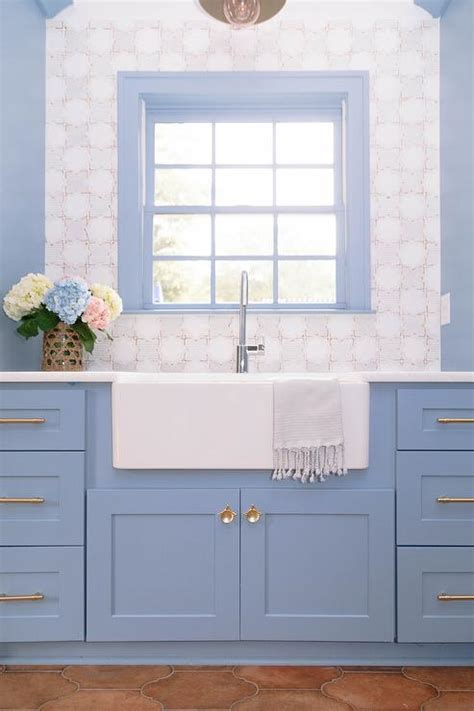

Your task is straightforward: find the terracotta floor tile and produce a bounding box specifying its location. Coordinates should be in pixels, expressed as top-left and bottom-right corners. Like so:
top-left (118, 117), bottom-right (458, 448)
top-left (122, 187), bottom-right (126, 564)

top-left (341, 667), bottom-right (402, 672)
top-left (422, 691), bottom-right (474, 710)
top-left (233, 690), bottom-right (352, 710)
top-left (63, 665), bottom-right (172, 689)
top-left (143, 670), bottom-right (256, 709)
top-left (235, 666), bottom-right (341, 689)
top-left (174, 666), bottom-right (235, 672)
top-left (40, 690), bottom-right (163, 710)
top-left (6, 666), bottom-right (66, 672)
top-left (324, 671), bottom-right (437, 710)
top-left (0, 671), bottom-right (76, 710)
top-left (403, 666), bottom-right (474, 690)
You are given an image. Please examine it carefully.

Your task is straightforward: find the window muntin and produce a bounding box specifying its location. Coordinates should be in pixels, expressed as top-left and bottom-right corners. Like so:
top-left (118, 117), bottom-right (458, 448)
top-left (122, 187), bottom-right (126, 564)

top-left (146, 113), bottom-right (344, 309)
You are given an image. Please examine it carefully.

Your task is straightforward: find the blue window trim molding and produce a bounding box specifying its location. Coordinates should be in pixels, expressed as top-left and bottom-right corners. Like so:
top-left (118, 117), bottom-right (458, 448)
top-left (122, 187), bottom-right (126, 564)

top-left (118, 71), bottom-right (370, 314)
top-left (35, 0), bottom-right (73, 18)
top-left (414, 0), bottom-right (452, 18)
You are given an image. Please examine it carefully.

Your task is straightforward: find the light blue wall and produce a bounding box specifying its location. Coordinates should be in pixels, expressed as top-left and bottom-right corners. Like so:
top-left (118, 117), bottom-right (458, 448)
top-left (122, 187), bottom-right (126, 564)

top-left (0, 0), bottom-right (45, 370)
top-left (440, 0), bottom-right (474, 370)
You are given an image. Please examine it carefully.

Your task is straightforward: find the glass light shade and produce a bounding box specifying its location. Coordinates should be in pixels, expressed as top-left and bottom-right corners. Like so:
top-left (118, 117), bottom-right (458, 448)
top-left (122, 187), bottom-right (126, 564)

top-left (199, 1), bottom-right (286, 28)
top-left (223, 0), bottom-right (261, 27)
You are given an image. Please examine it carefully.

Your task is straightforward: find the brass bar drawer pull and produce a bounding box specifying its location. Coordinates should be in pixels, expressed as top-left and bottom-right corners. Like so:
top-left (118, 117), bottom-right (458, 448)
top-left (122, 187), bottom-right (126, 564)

top-left (0, 418), bottom-right (46, 425)
top-left (438, 593), bottom-right (474, 602)
top-left (437, 496), bottom-right (474, 504)
top-left (0, 497), bottom-right (45, 504)
top-left (0, 593), bottom-right (44, 602)
top-left (437, 418), bottom-right (474, 424)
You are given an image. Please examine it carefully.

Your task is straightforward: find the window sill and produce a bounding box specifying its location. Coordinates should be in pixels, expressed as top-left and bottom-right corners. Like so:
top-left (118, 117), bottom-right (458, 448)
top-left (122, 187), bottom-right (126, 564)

top-left (122, 308), bottom-right (376, 316)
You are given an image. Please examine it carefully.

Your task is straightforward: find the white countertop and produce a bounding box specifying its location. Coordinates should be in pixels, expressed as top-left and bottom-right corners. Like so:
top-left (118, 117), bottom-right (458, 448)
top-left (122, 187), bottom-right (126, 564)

top-left (0, 371), bottom-right (473, 383)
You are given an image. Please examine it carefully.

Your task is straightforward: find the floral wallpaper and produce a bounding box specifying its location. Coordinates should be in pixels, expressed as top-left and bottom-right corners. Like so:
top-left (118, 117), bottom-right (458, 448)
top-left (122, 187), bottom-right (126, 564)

top-left (45, 2), bottom-right (440, 372)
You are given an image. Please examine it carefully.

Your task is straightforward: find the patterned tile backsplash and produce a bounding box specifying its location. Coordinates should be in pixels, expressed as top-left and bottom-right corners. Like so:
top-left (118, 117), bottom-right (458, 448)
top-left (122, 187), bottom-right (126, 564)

top-left (45, 2), bottom-right (440, 373)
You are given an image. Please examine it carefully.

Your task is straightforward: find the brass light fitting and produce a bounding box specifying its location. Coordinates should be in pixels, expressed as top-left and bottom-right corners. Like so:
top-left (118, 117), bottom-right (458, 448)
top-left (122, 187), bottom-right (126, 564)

top-left (199, 0), bottom-right (287, 28)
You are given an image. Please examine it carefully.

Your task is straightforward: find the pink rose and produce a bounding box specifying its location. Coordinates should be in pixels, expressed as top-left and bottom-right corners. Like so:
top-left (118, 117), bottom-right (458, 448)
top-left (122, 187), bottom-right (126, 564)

top-left (82, 296), bottom-right (111, 330)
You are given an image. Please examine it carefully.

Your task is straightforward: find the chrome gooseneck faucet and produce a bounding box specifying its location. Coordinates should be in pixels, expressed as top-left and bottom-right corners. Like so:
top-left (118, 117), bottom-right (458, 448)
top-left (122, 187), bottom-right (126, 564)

top-left (236, 270), bottom-right (265, 373)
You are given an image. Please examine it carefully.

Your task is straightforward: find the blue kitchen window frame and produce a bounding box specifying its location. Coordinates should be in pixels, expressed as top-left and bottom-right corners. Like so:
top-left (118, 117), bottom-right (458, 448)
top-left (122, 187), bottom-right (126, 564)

top-left (118, 71), bottom-right (371, 313)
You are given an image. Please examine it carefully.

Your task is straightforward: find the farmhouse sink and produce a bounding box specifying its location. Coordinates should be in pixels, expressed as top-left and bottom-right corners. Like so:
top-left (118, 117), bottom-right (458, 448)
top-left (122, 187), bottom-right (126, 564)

top-left (112, 374), bottom-right (369, 470)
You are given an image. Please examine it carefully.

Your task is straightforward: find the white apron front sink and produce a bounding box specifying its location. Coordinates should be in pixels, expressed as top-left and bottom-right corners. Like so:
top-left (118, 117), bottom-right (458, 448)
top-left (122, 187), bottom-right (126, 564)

top-left (112, 374), bottom-right (369, 470)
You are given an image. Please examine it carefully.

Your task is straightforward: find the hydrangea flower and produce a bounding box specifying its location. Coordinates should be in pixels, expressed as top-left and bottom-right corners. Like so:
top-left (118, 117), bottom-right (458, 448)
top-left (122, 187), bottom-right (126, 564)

top-left (90, 283), bottom-right (122, 321)
top-left (82, 296), bottom-right (111, 330)
top-left (3, 273), bottom-right (53, 321)
top-left (43, 277), bottom-right (91, 325)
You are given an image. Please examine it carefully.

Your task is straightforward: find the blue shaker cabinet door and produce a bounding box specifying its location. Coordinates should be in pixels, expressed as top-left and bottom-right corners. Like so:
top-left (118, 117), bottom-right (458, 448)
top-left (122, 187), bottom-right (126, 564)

top-left (87, 489), bottom-right (240, 642)
top-left (240, 489), bottom-right (395, 642)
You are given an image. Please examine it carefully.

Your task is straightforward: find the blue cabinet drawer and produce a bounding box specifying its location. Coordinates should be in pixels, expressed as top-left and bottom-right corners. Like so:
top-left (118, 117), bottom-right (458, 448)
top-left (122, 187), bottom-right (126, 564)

top-left (0, 546), bottom-right (84, 642)
top-left (397, 547), bottom-right (474, 643)
top-left (397, 388), bottom-right (474, 451)
top-left (0, 452), bottom-right (84, 546)
top-left (0, 390), bottom-right (85, 451)
top-left (397, 452), bottom-right (474, 546)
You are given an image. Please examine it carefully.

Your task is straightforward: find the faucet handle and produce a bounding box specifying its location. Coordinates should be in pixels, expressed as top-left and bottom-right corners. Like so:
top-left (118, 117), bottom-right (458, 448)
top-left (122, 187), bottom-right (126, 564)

top-left (246, 343), bottom-right (265, 355)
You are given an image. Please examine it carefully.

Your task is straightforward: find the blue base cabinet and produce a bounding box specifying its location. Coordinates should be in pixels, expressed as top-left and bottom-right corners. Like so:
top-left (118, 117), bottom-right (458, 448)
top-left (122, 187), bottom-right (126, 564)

top-left (1, 381), bottom-right (473, 664)
top-left (87, 487), bottom-right (395, 643)
top-left (87, 489), bottom-right (240, 641)
top-left (241, 489), bottom-right (395, 641)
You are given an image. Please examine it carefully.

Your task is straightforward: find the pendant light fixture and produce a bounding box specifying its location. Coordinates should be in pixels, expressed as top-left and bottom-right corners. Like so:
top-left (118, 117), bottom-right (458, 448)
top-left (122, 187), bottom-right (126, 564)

top-left (199, 0), bottom-right (287, 28)
top-left (223, 0), bottom-right (261, 27)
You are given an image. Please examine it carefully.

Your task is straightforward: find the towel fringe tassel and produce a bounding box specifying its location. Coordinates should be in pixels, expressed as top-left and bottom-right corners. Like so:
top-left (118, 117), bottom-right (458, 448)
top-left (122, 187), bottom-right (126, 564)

top-left (272, 444), bottom-right (347, 483)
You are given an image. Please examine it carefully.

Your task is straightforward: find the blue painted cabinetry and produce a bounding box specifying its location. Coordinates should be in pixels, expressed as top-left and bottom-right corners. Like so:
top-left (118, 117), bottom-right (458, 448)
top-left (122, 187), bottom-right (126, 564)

top-left (240, 489), bottom-right (394, 641)
top-left (1, 381), bottom-right (474, 664)
top-left (396, 388), bottom-right (474, 644)
top-left (0, 452), bottom-right (84, 546)
top-left (0, 390), bottom-right (85, 643)
top-left (87, 489), bottom-right (240, 641)
top-left (398, 547), bottom-right (474, 643)
top-left (87, 487), bottom-right (395, 642)
top-left (397, 452), bottom-right (474, 546)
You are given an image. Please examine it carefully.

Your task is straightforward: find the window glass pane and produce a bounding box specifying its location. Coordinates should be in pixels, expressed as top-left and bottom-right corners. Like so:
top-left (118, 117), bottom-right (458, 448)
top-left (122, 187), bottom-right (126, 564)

top-left (153, 215), bottom-right (211, 256)
top-left (279, 260), bottom-right (336, 304)
top-left (153, 261), bottom-right (210, 304)
top-left (278, 214), bottom-right (337, 256)
top-left (276, 122), bottom-right (334, 165)
top-left (215, 215), bottom-right (274, 256)
top-left (216, 260), bottom-right (273, 303)
top-left (276, 168), bottom-right (334, 206)
top-left (154, 123), bottom-right (212, 164)
top-left (155, 169), bottom-right (211, 206)
top-left (215, 123), bottom-right (272, 164)
top-left (216, 169), bottom-right (273, 206)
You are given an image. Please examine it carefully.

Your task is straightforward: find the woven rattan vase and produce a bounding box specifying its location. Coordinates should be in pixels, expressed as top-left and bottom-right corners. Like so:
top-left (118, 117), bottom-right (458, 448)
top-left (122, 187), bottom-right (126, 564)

top-left (41, 322), bottom-right (84, 372)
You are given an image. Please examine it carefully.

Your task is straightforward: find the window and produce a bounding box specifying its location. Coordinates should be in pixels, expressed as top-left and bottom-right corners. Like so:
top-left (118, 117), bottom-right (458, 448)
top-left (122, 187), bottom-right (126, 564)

top-left (118, 72), bottom-right (370, 312)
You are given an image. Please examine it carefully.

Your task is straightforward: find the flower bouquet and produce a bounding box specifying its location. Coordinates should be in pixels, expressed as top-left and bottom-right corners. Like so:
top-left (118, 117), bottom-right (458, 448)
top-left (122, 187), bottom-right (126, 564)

top-left (3, 274), bottom-right (122, 371)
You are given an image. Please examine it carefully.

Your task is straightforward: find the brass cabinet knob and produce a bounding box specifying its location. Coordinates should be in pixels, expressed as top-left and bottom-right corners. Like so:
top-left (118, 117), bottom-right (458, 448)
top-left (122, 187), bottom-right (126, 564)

top-left (244, 505), bottom-right (262, 523)
top-left (219, 505), bottom-right (236, 524)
